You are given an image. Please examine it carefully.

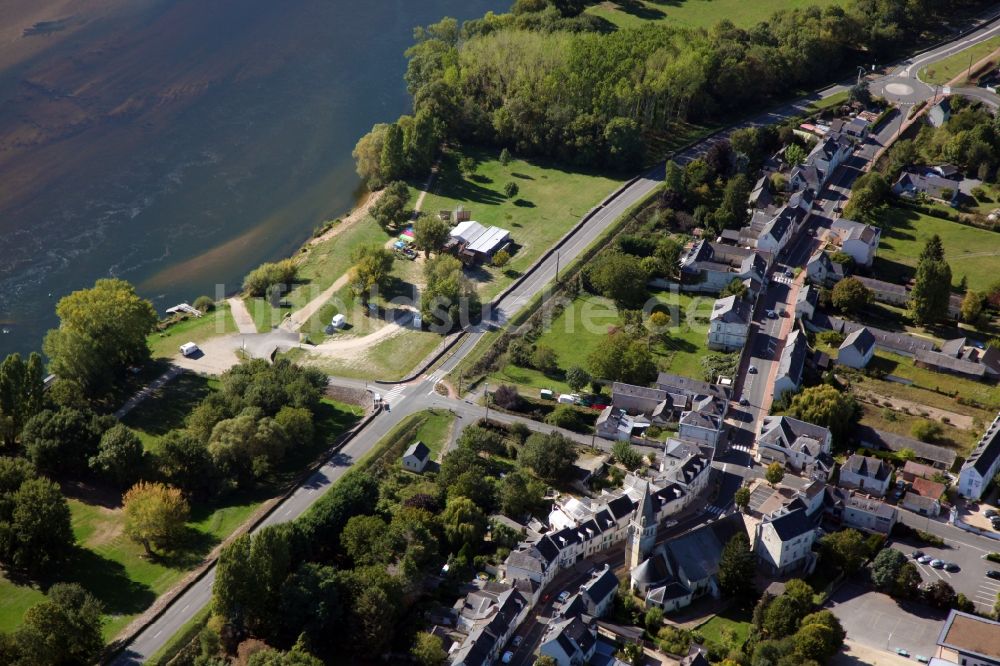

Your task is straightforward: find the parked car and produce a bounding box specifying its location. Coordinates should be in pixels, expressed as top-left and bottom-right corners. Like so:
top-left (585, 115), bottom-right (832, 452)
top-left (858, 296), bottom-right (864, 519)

top-left (748, 365), bottom-right (758, 374)
top-left (502, 651), bottom-right (514, 664)
top-left (986, 509), bottom-right (997, 518)
top-left (512, 636), bottom-right (523, 648)
top-left (915, 657), bottom-right (929, 664)
top-left (766, 310), bottom-right (777, 319)
top-left (557, 591), bottom-right (570, 602)
top-left (944, 562), bottom-right (959, 572)
top-left (911, 550), bottom-right (924, 560)
top-left (918, 555), bottom-right (933, 564)
top-left (784, 268), bottom-right (794, 278)
top-left (930, 559), bottom-right (944, 569)
top-left (987, 570), bottom-right (1000, 580)
top-left (739, 397), bottom-right (749, 406)
top-left (895, 648), bottom-right (909, 657)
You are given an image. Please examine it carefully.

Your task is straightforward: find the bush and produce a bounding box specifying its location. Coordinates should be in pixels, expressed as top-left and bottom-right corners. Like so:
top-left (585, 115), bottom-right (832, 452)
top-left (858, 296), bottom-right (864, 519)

top-left (504, 181), bottom-right (519, 198)
top-left (243, 259), bottom-right (297, 297)
top-left (544, 405), bottom-right (587, 432)
top-left (986, 552), bottom-right (1000, 563)
top-left (911, 418), bottom-right (944, 443)
top-left (492, 385), bottom-right (521, 411)
top-left (193, 295), bottom-right (215, 312)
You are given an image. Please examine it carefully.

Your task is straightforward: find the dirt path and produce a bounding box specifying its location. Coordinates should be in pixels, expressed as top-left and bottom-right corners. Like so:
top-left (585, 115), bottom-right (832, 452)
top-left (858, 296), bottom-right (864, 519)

top-left (228, 297), bottom-right (257, 335)
top-left (856, 390), bottom-right (974, 429)
top-left (307, 189), bottom-right (383, 247)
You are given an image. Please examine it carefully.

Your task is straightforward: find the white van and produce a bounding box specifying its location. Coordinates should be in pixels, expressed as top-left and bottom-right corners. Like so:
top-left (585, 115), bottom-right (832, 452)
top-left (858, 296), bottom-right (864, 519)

top-left (331, 313), bottom-right (346, 329)
top-left (179, 342), bottom-right (199, 357)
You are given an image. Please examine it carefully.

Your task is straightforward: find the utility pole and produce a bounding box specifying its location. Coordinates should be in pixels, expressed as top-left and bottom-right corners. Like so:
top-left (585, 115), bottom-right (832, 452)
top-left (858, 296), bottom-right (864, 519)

top-left (484, 381), bottom-right (489, 419)
top-left (969, 51), bottom-right (974, 81)
top-left (555, 251), bottom-right (560, 282)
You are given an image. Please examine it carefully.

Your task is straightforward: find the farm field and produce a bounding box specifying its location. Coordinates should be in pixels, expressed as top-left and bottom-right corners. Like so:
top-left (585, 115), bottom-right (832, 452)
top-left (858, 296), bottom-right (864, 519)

top-left (874, 206), bottom-right (1000, 292)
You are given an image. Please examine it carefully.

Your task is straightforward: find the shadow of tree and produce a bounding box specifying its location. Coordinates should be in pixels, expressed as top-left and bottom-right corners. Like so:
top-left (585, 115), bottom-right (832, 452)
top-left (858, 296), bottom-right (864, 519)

top-left (68, 547), bottom-right (156, 616)
top-left (612, 0), bottom-right (667, 20)
top-left (470, 174), bottom-right (492, 184)
top-left (513, 199), bottom-right (535, 208)
top-left (511, 172), bottom-right (534, 180)
top-left (148, 527), bottom-right (219, 571)
top-left (119, 373), bottom-right (213, 437)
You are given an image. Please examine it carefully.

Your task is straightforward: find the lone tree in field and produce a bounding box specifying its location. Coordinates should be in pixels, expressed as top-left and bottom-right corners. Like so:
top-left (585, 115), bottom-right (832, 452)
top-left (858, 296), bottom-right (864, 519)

top-left (909, 234), bottom-right (952, 326)
top-left (350, 244), bottom-right (395, 307)
top-left (123, 481), bottom-right (190, 556)
top-left (414, 213), bottom-right (451, 258)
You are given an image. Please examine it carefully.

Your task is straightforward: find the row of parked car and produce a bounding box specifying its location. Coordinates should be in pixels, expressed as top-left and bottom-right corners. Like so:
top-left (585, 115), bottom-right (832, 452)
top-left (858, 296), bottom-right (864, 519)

top-left (911, 550), bottom-right (960, 572)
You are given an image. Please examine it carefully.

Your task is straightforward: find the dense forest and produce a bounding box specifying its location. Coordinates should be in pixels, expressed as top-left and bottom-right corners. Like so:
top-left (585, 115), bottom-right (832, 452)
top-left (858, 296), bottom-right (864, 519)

top-left (355, 0), bottom-right (996, 186)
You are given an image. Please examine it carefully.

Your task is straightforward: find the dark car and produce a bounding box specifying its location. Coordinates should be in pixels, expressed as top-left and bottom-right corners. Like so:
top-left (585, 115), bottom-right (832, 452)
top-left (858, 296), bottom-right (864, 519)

top-left (987, 570), bottom-right (1000, 580)
top-left (944, 563), bottom-right (960, 572)
top-left (911, 550), bottom-right (924, 560)
top-left (987, 509), bottom-right (998, 518)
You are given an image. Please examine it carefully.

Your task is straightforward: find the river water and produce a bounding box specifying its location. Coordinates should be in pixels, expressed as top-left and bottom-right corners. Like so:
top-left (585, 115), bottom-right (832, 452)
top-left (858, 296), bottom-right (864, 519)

top-left (0, 0), bottom-right (504, 356)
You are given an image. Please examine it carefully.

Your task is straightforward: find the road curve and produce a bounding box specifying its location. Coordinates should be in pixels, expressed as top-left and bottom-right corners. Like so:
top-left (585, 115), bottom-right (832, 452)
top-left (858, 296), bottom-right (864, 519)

top-left (107, 9), bottom-right (1000, 662)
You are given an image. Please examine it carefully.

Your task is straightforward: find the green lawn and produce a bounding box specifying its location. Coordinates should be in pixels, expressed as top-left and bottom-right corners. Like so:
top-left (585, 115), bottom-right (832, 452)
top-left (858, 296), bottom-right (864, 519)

top-left (289, 327), bottom-right (444, 382)
top-left (148, 306), bottom-right (237, 359)
top-left (416, 146), bottom-right (624, 301)
top-left (490, 289), bottom-right (713, 393)
top-left (695, 607), bottom-right (751, 650)
top-left (870, 350), bottom-right (1000, 412)
top-left (586, 0), bottom-right (844, 30)
top-left (121, 372), bottom-right (217, 451)
top-left (919, 35), bottom-right (1000, 85)
top-left (874, 206), bottom-right (1000, 292)
top-left (412, 409), bottom-right (456, 460)
top-left (806, 90), bottom-right (850, 114)
top-left (856, 401), bottom-right (976, 454)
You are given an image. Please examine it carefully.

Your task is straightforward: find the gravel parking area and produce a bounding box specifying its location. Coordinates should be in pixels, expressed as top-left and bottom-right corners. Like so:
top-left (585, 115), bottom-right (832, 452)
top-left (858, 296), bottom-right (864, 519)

top-left (827, 583), bottom-right (946, 660)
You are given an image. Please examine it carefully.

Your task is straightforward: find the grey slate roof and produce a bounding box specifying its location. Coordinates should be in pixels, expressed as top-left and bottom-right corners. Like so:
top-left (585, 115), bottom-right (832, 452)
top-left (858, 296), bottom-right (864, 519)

top-left (776, 329), bottom-right (808, 386)
top-left (842, 454), bottom-right (891, 481)
top-left (857, 426), bottom-right (957, 468)
top-left (854, 275), bottom-right (907, 298)
top-left (582, 568), bottom-right (619, 609)
top-left (767, 507), bottom-right (815, 541)
top-left (404, 441), bottom-right (430, 462)
top-left (965, 415), bottom-right (1000, 477)
top-left (840, 327), bottom-right (876, 357)
top-left (810, 314), bottom-right (935, 356)
top-left (711, 295), bottom-right (752, 325)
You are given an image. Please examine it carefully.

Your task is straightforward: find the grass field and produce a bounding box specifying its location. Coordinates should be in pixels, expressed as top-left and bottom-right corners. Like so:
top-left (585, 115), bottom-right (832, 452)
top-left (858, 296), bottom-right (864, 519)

top-left (289, 327), bottom-right (444, 382)
top-left (695, 607), bottom-right (751, 650)
top-left (0, 392), bottom-right (362, 639)
top-left (874, 206), bottom-right (1000, 292)
top-left (490, 289), bottom-right (713, 393)
top-left (919, 36), bottom-right (1000, 85)
top-left (416, 147), bottom-right (624, 301)
top-left (148, 306), bottom-right (237, 359)
top-left (412, 409), bottom-right (456, 460)
top-left (586, 0), bottom-right (844, 30)
top-left (857, 401), bottom-right (976, 454)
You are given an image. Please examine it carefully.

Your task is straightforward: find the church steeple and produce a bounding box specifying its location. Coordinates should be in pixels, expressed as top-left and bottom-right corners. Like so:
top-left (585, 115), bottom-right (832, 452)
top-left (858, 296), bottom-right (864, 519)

top-left (626, 481), bottom-right (658, 570)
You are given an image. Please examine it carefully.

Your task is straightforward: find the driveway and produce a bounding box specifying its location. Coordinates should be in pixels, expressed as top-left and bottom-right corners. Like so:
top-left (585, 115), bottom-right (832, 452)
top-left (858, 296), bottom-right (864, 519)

top-left (827, 583), bottom-right (946, 660)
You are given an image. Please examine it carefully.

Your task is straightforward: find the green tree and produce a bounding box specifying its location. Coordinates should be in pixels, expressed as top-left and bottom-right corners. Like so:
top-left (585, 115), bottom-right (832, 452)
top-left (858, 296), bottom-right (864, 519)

top-left (565, 366), bottom-right (590, 392)
top-left (499, 470), bottom-right (545, 518)
top-left (645, 606), bottom-right (664, 633)
top-left (911, 418), bottom-right (943, 443)
top-left (909, 237), bottom-right (952, 325)
top-left (353, 123), bottom-right (389, 188)
top-left (247, 648), bottom-right (325, 666)
top-left (961, 290), bottom-right (986, 324)
top-left (275, 405), bottom-right (315, 446)
top-left (871, 548), bottom-right (906, 590)
top-left (441, 496), bottom-right (486, 550)
top-left (763, 594), bottom-right (803, 639)
top-left (844, 172), bottom-right (890, 222)
top-left (654, 238), bottom-right (683, 278)
top-left (720, 278), bottom-right (748, 300)
top-left (734, 486), bottom-right (751, 513)
top-left (664, 161), bottom-right (685, 196)
top-left (21, 407), bottom-right (107, 475)
top-left (380, 123), bottom-right (406, 182)
top-left (499, 148), bottom-right (512, 165)
top-left (213, 525), bottom-right (293, 636)
top-left (532, 344), bottom-right (558, 374)
top-left (765, 462), bottom-right (785, 486)
top-left (421, 255), bottom-right (480, 331)
top-left (895, 561), bottom-right (922, 598)
top-left (14, 584), bottom-right (103, 665)
top-left (208, 413), bottom-right (288, 487)
top-left (504, 181), bottom-right (520, 198)
top-left (519, 432), bottom-right (577, 483)
top-left (612, 442), bottom-right (643, 470)
top-left (1, 477), bottom-right (74, 576)
top-left (413, 214), bottom-right (452, 258)
top-left (43, 279), bottom-right (157, 397)
top-left (157, 429), bottom-right (214, 495)
top-left (795, 611), bottom-right (845, 662)
top-left (718, 532), bottom-right (757, 603)
top-left (123, 481), bottom-right (190, 555)
top-left (370, 180), bottom-right (409, 231)
top-left (588, 331), bottom-right (656, 385)
top-left (89, 423), bottom-right (145, 488)
top-left (587, 253), bottom-right (649, 309)
top-left (715, 173), bottom-right (752, 231)
top-left (243, 260), bottom-right (298, 298)
top-left (0, 352), bottom-right (45, 449)
top-left (831, 277), bottom-right (872, 313)
top-left (787, 385), bottom-right (858, 445)
top-left (350, 244), bottom-right (395, 308)
top-left (412, 631), bottom-right (448, 666)
top-left (545, 405), bottom-right (585, 431)
top-left (785, 143), bottom-right (807, 166)
top-left (926, 579), bottom-right (957, 609)
top-left (341, 515), bottom-right (395, 566)
top-left (819, 528), bottom-right (866, 574)
top-left (604, 117), bottom-right (643, 170)
top-left (491, 249), bottom-right (510, 268)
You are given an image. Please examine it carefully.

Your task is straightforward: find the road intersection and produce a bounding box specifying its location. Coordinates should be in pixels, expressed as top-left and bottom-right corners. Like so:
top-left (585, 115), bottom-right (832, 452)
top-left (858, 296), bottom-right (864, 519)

top-left (110, 10), bottom-right (1000, 662)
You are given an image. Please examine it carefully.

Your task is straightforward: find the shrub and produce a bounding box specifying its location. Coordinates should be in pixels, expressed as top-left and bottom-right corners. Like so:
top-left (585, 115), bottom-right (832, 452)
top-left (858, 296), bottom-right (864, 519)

top-left (544, 405), bottom-right (586, 432)
top-left (193, 295), bottom-right (215, 312)
top-left (243, 259), bottom-right (297, 297)
top-left (492, 385), bottom-right (521, 411)
top-left (986, 552), bottom-right (1000, 563)
top-left (911, 418), bottom-right (944, 443)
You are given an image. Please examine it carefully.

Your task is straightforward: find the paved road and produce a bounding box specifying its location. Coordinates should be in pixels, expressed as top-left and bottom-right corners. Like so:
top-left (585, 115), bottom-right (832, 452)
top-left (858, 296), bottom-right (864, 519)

top-left (109, 10), bottom-right (1000, 661)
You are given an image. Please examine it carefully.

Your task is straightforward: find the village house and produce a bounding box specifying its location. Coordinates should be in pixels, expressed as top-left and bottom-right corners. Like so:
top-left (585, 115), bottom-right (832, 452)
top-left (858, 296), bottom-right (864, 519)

top-left (402, 441), bottom-right (431, 473)
top-left (809, 314), bottom-right (936, 358)
top-left (838, 454), bottom-right (892, 497)
top-left (928, 98), bottom-right (951, 128)
top-left (806, 249), bottom-right (846, 286)
top-left (790, 134), bottom-right (853, 191)
top-left (837, 327), bottom-right (876, 369)
top-left (959, 414), bottom-right (1000, 500)
top-left (773, 329), bottom-right (808, 400)
top-left (708, 295), bottom-right (753, 352)
top-left (902, 476), bottom-right (945, 517)
top-left (680, 240), bottom-right (769, 294)
top-left (853, 276), bottom-right (908, 307)
top-left (450, 583), bottom-right (529, 666)
top-left (795, 285), bottom-right (818, 321)
top-left (915, 338), bottom-right (1000, 381)
top-left (830, 218), bottom-right (881, 267)
top-left (447, 220), bottom-right (511, 264)
top-left (934, 610), bottom-right (1000, 666)
top-left (757, 415), bottom-right (833, 474)
top-left (538, 616), bottom-right (597, 666)
top-left (753, 505), bottom-right (818, 576)
top-left (826, 488), bottom-right (899, 534)
top-left (892, 169), bottom-right (960, 206)
top-left (858, 426), bottom-right (957, 470)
